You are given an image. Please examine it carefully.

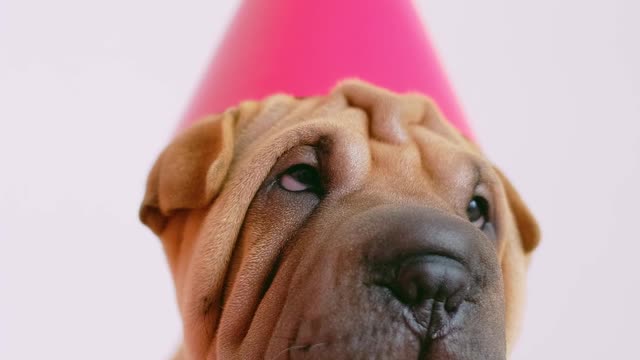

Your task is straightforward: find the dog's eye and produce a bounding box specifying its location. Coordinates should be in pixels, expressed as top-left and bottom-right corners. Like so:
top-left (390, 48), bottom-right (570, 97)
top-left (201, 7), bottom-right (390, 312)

top-left (467, 196), bottom-right (490, 228)
top-left (278, 164), bottom-right (322, 193)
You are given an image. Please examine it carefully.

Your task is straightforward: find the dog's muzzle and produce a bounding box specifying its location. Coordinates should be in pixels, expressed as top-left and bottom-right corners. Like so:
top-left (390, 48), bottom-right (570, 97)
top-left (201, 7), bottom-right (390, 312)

top-left (362, 206), bottom-right (507, 358)
top-left (279, 205), bottom-right (506, 359)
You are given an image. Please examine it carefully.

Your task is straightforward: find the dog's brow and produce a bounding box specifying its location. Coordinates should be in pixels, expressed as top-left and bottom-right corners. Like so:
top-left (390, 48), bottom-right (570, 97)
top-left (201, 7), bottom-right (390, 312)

top-left (452, 155), bottom-right (480, 184)
top-left (446, 156), bottom-right (484, 203)
top-left (472, 160), bottom-right (483, 189)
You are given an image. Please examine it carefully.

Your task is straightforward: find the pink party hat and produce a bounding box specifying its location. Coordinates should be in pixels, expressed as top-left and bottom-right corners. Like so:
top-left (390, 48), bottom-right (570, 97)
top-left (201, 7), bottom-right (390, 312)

top-left (180, 0), bottom-right (473, 139)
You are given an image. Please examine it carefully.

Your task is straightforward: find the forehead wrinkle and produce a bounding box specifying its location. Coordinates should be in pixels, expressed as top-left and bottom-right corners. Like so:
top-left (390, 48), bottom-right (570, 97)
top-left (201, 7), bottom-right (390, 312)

top-left (360, 138), bottom-right (451, 214)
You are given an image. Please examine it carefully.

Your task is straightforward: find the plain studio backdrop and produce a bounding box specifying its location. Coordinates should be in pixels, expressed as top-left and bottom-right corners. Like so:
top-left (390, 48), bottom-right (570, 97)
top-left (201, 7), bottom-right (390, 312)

top-left (1, 0), bottom-right (639, 358)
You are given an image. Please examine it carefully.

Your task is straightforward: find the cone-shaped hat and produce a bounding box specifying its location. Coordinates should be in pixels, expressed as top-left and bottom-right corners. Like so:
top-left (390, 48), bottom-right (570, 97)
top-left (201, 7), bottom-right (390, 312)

top-left (180, 0), bottom-right (472, 138)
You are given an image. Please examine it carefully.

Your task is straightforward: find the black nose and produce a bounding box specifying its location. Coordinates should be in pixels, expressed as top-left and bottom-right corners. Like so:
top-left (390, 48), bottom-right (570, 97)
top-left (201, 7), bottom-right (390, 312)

top-left (366, 207), bottom-right (488, 317)
top-left (393, 254), bottom-right (469, 311)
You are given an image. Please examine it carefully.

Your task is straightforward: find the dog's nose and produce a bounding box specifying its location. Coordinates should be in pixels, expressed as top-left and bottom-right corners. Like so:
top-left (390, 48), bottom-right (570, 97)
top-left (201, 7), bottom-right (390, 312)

top-left (393, 254), bottom-right (469, 311)
top-left (365, 206), bottom-right (488, 316)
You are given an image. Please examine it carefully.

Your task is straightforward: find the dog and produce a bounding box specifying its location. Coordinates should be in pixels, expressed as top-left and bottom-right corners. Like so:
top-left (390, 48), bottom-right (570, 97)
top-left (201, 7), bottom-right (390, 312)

top-left (140, 79), bottom-right (540, 359)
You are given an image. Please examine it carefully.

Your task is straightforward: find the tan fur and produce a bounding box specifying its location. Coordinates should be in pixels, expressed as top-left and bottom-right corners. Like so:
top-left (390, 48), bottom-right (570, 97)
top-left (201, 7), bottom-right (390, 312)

top-left (140, 79), bottom-right (539, 359)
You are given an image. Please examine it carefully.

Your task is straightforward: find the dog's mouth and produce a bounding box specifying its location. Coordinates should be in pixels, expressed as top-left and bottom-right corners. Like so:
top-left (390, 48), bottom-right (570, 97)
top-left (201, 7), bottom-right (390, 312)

top-left (268, 265), bottom-right (501, 360)
top-left (282, 294), bottom-right (476, 360)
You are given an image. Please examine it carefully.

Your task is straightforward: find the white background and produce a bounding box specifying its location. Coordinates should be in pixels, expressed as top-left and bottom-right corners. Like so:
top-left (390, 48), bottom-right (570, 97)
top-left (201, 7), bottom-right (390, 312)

top-left (1, 0), bottom-right (639, 358)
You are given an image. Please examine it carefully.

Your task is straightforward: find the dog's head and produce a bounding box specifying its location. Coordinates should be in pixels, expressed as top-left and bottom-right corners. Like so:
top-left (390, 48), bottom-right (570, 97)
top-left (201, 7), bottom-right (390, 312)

top-left (140, 80), bottom-right (539, 359)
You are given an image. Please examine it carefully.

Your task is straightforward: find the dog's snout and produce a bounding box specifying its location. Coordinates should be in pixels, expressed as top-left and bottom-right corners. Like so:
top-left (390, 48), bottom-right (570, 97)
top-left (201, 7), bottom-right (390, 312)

top-left (392, 254), bottom-right (469, 312)
top-left (360, 206), bottom-right (494, 330)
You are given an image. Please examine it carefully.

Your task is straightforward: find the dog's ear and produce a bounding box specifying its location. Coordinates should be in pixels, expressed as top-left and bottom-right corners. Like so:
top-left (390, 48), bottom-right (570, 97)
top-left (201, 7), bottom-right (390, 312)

top-left (140, 114), bottom-right (236, 235)
top-left (495, 168), bottom-right (541, 253)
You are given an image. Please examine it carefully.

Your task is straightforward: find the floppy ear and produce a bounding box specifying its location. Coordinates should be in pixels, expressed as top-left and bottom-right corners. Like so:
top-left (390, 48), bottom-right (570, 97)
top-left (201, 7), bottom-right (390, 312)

top-left (495, 168), bottom-right (541, 253)
top-left (140, 113), bottom-right (236, 235)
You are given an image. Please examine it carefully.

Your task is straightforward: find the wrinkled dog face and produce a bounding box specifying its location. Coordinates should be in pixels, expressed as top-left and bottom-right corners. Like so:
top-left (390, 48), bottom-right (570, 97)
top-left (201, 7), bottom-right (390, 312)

top-left (141, 80), bottom-right (539, 359)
